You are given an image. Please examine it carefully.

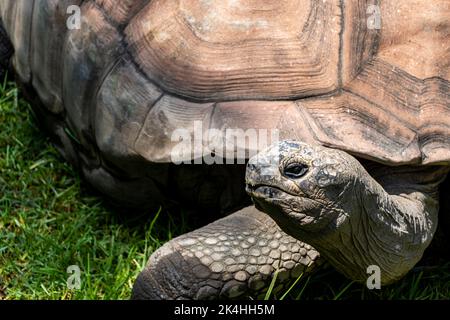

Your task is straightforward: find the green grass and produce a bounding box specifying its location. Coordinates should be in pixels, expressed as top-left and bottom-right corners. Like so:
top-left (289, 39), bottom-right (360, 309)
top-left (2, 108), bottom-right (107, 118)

top-left (283, 262), bottom-right (450, 300)
top-left (0, 79), bottom-right (188, 299)
top-left (0, 79), bottom-right (449, 300)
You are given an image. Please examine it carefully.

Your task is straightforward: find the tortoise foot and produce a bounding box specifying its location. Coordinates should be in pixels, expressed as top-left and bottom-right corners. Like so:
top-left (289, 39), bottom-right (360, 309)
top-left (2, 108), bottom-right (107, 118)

top-left (132, 206), bottom-right (320, 300)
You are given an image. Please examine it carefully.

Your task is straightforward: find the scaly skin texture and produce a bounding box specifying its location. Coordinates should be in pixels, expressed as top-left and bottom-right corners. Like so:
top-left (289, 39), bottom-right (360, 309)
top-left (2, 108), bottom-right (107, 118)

top-left (132, 206), bottom-right (321, 300)
top-left (246, 141), bottom-right (449, 284)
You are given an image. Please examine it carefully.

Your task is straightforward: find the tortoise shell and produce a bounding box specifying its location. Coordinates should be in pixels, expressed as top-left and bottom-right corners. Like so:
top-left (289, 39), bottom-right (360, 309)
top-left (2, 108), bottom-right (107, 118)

top-left (1, 1), bottom-right (449, 193)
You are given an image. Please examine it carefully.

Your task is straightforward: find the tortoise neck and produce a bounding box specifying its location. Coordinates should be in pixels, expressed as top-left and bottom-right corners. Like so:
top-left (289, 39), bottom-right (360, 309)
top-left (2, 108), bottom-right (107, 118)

top-left (309, 162), bottom-right (447, 284)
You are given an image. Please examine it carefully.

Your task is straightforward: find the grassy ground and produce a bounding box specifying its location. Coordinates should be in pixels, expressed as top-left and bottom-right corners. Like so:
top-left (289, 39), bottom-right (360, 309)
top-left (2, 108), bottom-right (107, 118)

top-left (1, 79), bottom-right (449, 300)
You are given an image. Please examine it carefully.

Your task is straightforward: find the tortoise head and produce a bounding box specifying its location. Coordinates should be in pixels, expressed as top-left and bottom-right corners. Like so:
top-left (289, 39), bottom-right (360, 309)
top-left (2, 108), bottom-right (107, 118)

top-left (245, 140), bottom-right (361, 233)
top-left (246, 140), bottom-right (444, 285)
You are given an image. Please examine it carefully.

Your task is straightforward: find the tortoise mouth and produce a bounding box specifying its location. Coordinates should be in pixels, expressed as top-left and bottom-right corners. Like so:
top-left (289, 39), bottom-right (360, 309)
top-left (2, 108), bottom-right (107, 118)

top-left (246, 184), bottom-right (337, 229)
top-left (246, 184), bottom-right (287, 199)
top-left (246, 181), bottom-right (308, 198)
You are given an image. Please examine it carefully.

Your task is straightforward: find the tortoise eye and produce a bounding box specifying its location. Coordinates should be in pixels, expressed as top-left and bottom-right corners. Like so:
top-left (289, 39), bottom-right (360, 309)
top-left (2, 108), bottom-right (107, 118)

top-left (283, 163), bottom-right (309, 179)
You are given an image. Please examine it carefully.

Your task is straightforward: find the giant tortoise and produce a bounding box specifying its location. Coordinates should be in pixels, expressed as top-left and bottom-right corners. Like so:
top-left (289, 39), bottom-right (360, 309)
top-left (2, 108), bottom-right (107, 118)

top-left (0, 0), bottom-right (449, 300)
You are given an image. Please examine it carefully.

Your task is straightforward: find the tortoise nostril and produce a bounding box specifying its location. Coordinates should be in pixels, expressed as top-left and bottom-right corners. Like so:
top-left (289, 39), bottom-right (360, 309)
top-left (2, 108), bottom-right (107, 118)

top-left (283, 163), bottom-right (309, 179)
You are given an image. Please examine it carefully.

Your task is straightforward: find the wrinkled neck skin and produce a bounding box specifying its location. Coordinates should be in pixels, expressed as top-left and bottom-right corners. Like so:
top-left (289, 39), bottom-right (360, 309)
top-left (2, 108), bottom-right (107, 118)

top-left (276, 162), bottom-right (447, 285)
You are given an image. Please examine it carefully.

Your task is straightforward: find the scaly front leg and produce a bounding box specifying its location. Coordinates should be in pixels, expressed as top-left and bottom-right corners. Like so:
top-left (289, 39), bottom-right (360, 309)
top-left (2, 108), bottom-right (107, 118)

top-left (132, 206), bottom-right (321, 300)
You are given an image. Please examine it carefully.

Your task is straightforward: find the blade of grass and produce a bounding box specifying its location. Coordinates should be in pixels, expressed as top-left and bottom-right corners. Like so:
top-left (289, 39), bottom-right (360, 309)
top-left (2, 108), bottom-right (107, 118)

top-left (264, 269), bottom-right (279, 300)
top-left (333, 281), bottom-right (355, 300)
top-left (280, 272), bottom-right (304, 300)
top-left (295, 275), bottom-right (311, 300)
